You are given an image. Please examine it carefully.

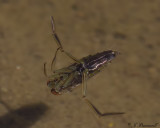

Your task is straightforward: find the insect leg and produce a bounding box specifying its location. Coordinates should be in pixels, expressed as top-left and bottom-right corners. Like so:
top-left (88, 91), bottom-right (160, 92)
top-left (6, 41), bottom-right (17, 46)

top-left (44, 63), bottom-right (49, 78)
top-left (82, 70), bottom-right (88, 97)
top-left (51, 47), bottom-right (61, 72)
top-left (50, 47), bottom-right (76, 73)
top-left (82, 71), bottom-right (124, 117)
top-left (84, 99), bottom-right (125, 118)
top-left (50, 16), bottom-right (81, 64)
top-left (51, 73), bottom-right (75, 94)
top-left (51, 16), bottom-right (63, 49)
top-left (53, 67), bottom-right (73, 74)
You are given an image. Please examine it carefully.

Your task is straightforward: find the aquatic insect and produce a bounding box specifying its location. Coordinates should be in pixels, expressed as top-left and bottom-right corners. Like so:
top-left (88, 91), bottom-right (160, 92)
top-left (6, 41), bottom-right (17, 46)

top-left (44, 16), bottom-right (124, 117)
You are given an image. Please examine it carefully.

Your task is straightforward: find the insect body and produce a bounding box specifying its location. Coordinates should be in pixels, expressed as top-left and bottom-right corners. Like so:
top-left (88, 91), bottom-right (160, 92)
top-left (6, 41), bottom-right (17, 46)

top-left (47, 50), bottom-right (118, 95)
top-left (44, 16), bottom-right (124, 117)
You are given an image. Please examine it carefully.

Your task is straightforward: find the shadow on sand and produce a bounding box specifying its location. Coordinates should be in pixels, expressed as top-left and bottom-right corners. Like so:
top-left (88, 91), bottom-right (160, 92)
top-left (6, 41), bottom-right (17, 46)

top-left (0, 103), bottom-right (48, 128)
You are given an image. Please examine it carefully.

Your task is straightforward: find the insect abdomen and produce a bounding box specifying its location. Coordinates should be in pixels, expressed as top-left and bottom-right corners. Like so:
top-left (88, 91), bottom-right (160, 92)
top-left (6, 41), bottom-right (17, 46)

top-left (83, 50), bottom-right (118, 72)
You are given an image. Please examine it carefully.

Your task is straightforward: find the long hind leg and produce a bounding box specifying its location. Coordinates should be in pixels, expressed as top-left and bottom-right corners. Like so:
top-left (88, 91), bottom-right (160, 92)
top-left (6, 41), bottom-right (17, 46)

top-left (84, 99), bottom-right (125, 117)
top-left (50, 16), bottom-right (81, 73)
top-left (82, 70), bottom-right (124, 117)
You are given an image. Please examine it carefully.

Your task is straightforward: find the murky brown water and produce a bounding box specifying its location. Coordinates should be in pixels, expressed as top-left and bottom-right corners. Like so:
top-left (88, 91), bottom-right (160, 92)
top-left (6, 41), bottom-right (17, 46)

top-left (0, 0), bottom-right (160, 128)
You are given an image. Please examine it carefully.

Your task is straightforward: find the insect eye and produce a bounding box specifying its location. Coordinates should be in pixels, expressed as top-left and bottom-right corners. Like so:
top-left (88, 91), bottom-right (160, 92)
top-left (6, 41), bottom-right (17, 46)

top-left (51, 88), bottom-right (61, 95)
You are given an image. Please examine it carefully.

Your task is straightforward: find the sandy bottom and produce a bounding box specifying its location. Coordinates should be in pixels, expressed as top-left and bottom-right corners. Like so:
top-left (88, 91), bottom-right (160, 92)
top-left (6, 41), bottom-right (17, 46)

top-left (0, 0), bottom-right (160, 128)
